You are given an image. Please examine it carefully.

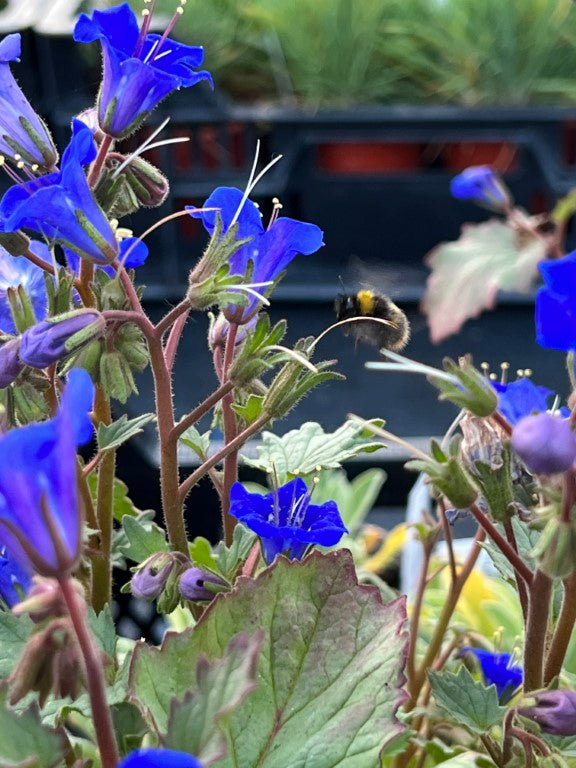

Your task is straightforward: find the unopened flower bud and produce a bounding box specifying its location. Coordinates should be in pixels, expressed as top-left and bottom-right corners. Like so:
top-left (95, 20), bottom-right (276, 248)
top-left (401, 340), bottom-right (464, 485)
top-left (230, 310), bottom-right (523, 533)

top-left (132, 553), bottom-right (176, 600)
top-left (432, 357), bottom-right (499, 417)
top-left (179, 567), bottom-right (228, 602)
top-left (512, 413), bottom-right (576, 474)
top-left (12, 576), bottom-right (79, 622)
top-left (450, 166), bottom-right (512, 212)
top-left (406, 436), bottom-right (479, 509)
top-left (0, 337), bottom-right (23, 387)
top-left (20, 310), bottom-right (105, 369)
top-left (8, 618), bottom-right (82, 706)
top-left (97, 154), bottom-right (169, 218)
top-left (209, 312), bottom-right (257, 351)
top-left (75, 108), bottom-right (105, 144)
top-left (519, 690), bottom-right (576, 736)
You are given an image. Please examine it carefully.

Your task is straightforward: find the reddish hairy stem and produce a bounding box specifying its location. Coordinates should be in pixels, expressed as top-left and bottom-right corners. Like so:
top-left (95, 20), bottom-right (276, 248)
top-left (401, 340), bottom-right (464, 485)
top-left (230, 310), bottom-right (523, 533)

top-left (220, 324), bottom-right (240, 546)
top-left (179, 414), bottom-right (270, 503)
top-left (544, 572), bottom-right (576, 684)
top-left (524, 569), bottom-right (552, 692)
top-left (59, 577), bottom-right (119, 768)
top-left (469, 502), bottom-right (533, 585)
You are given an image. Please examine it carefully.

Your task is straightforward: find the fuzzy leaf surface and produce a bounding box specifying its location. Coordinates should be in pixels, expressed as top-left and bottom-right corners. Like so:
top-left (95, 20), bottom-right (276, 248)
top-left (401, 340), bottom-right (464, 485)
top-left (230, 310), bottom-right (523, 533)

top-left (242, 420), bottom-right (385, 482)
top-left (165, 632), bottom-right (264, 765)
top-left (120, 513), bottom-right (168, 563)
top-left (130, 550), bottom-right (407, 768)
top-left (422, 220), bottom-right (545, 343)
top-left (97, 413), bottom-right (155, 452)
top-left (0, 614), bottom-right (32, 680)
top-left (0, 685), bottom-right (67, 767)
top-left (428, 666), bottom-right (505, 734)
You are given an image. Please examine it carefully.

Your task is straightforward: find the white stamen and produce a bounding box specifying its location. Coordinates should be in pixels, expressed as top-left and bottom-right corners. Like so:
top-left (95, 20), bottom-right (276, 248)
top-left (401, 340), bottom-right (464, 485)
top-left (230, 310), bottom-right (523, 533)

top-left (112, 117), bottom-right (172, 178)
top-left (266, 345), bottom-right (318, 373)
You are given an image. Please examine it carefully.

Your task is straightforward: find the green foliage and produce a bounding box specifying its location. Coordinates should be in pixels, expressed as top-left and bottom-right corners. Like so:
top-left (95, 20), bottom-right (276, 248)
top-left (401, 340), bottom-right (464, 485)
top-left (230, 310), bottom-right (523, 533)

top-left (312, 467), bottom-right (387, 534)
top-left (179, 426), bottom-right (212, 461)
top-left (130, 550), bottom-right (407, 766)
top-left (97, 413), bottom-right (155, 452)
top-left (120, 512), bottom-right (169, 564)
top-left (0, 684), bottom-right (68, 768)
top-left (428, 666), bottom-right (505, 735)
top-left (242, 419), bottom-right (385, 483)
top-left (165, 632), bottom-right (263, 765)
top-left (423, 220), bottom-right (547, 343)
top-left (0, 613), bottom-right (33, 680)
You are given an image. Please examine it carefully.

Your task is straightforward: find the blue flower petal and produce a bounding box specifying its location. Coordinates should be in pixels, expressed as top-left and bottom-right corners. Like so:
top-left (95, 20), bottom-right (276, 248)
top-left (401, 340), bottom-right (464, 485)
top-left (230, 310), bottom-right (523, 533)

top-left (0, 121), bottom-right (117, 264)
top-left (492, 377), bottom-right (553, 426)
top-left (189, 187), bottom-right (264, 241)
top-left (536, 286), bottom-right (576, 352)
top-left (74, 3), bottom-right (212, 138)
top-left (0, 33), bottom-right (20, 63)
top-left (0, 546), bottom-right (30, 607)
top-left (0, 369), bottom-right (94, 575)
top-left (229, 478), bottom-right (347, 564)
top-left (539, 250), bottom-right (576, 295)
top-left (118, 748), bottom-right (203, 768)
top-left (462, 647), bottom-right (522, 701)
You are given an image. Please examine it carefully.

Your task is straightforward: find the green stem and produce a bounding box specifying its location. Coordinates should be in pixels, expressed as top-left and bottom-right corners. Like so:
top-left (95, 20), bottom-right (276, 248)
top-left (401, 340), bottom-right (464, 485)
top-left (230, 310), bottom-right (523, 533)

top-left (59, 576), bottom-right (119, 768)
top-left (407, 530), bottom-right (439, 688)
top-left (524, 569), bottom-right (553, 692)
top-left (91, 388), bottom-right (115, 613)
top-left (408, 527), bottom-right (486, 705)
top-left (544, 572), bottom-right (576, 684)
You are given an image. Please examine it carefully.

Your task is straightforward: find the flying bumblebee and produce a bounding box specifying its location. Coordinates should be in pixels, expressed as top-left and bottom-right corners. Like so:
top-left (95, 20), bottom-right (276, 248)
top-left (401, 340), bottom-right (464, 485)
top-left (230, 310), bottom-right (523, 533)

top-left (334, 289), bottom-right (410, 352)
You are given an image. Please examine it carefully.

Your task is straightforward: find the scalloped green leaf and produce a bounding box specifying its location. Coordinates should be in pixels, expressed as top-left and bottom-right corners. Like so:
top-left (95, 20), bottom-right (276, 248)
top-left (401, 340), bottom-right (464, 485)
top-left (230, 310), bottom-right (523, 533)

top-left (242, 420), bottom-right (385, 482)
top-left (423, 219), bottom-right (546, 343)
top-left (165, 632), bottom-right (264, 765)
top-left (97, 413), bottom-right (155, 452)
top-left (179, 426), bottom-right (212, 460)
top-left (0, 684), bottom-right (67, 767)
top-left (428, 666), bottom-right (505, 734)
top-left (120, 512), bottom-right (168, 563)
top-left (129, 550), bottom-right (407, 767)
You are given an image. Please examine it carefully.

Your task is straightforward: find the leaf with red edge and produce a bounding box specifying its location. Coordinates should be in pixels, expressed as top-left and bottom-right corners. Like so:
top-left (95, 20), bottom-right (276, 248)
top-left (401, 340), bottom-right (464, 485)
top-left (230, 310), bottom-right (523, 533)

top-left (422, 219), bottom-right (546, 343)
top-left (129, 549), bottom-right (408, 768)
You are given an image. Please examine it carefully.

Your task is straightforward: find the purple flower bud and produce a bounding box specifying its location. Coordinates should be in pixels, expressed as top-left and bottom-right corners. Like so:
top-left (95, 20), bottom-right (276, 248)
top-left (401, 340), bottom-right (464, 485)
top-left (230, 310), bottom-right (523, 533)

top-left (131, 553), bottom-right (176, 600)
top-left (519, 690), bottom-right (576, 736)
top-left (512, 412), bottom-right (576, 474)
top-left (20, 310), bottom-right (105, 369)
top-left (0, 337), bottom-right (23, 387)
top-left (450, 166), bottom-right (511, 211)
top-left (179, 567), bottom-right (227, 602)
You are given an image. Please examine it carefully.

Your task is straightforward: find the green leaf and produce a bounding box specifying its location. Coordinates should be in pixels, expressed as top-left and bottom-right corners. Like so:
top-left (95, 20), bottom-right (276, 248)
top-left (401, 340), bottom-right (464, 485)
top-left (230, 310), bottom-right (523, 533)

top-left (179, 426), bottom-right (212, 460)
top-left (130, 550), bottom-right (407, 767)
top-left (97, 413), bottom-right (155, 452)
top-left (120, 513), bottom-right (169, 563)
top-left (231, 394), bottom-right (265, 425)
top-left (428, 666), bottom-right (505, 734)
top-left (87, 475), bottom-right (143, 523)
top-left (482, 517), bottom-right (537, 584)
top-left (0, 614), bottom-right (33, 680)
top-left (242, 419), bottom-right (386, 482)
top-left (0, 684), bottom-right (67, 767)
top-left (422, 219), bottom-right (546, 343)
top-left (214, 524), bottom-right (257, 580)
top-left (189, 536), bottom-right (220, 574)
top-left (87, 604), bottom-right (117, 660)
top-left (165, 632), bottom-right (263, 765)
top-left (112, 702), bottom-right (148, 757)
